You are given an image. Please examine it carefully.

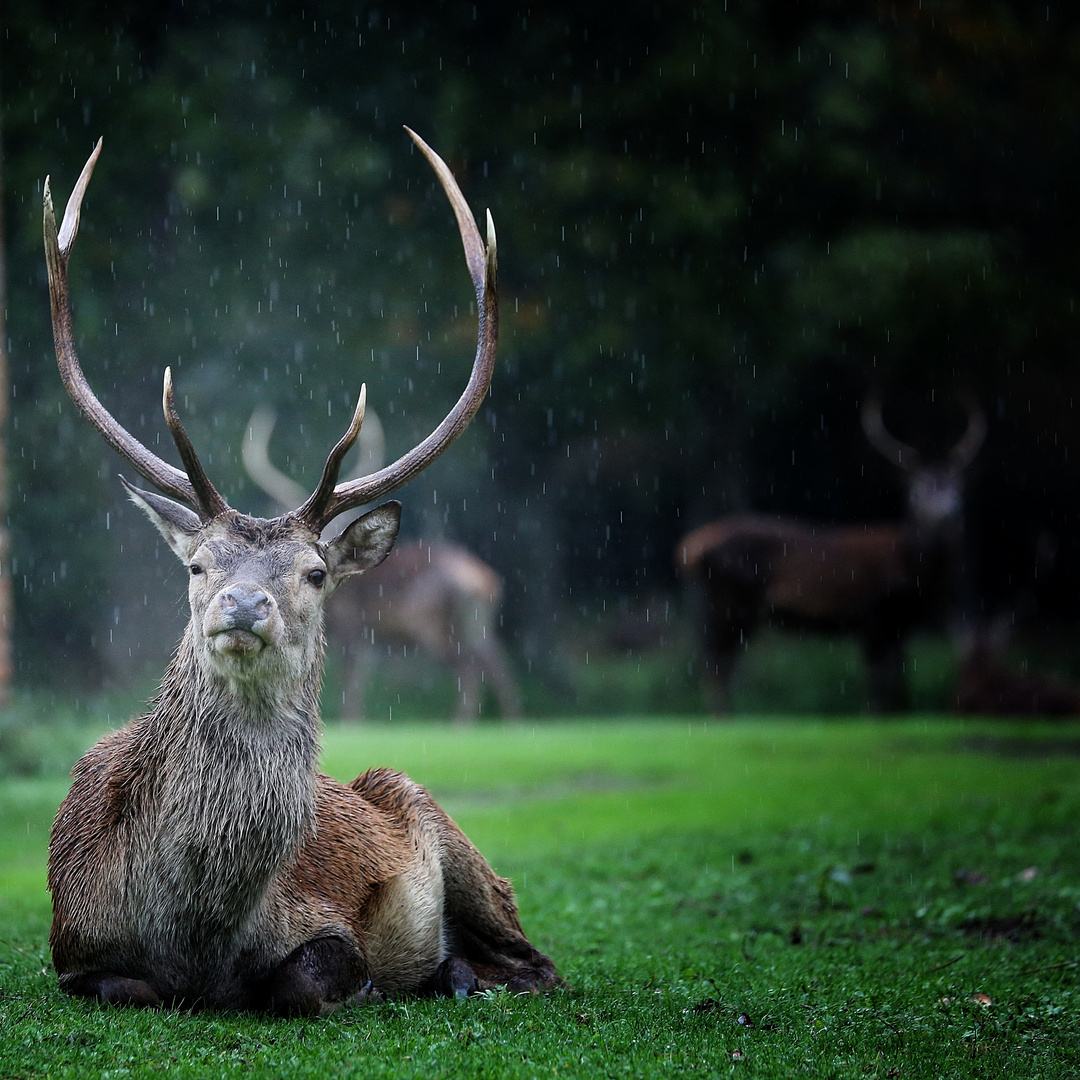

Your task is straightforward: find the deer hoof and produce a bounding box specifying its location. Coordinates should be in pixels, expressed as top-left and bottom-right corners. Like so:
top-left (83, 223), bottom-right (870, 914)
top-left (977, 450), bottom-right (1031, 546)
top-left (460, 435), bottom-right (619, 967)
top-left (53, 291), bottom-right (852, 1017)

top-left (424, 957), bottom-right (479, 999)
top-left (351, 980), bottom-right (386, 1005)
top-left (59, 971), bottom-right (163, 1008)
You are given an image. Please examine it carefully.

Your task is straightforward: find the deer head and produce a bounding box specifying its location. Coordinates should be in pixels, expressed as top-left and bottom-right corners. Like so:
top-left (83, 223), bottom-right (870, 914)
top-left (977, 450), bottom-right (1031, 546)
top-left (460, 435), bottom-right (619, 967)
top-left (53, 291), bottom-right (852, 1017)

top-left (861, 392), bottom-right (986, 530)
top-left (43, 130), bottom-right (497, 694)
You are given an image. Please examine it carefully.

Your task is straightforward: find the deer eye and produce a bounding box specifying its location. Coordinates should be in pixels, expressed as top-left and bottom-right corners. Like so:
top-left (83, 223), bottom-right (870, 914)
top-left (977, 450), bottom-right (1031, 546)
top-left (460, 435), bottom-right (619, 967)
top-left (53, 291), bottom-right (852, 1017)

top-left (306, 568), bottom-right (326, 588)
top-left (189, 564), bottom-right (204, 576)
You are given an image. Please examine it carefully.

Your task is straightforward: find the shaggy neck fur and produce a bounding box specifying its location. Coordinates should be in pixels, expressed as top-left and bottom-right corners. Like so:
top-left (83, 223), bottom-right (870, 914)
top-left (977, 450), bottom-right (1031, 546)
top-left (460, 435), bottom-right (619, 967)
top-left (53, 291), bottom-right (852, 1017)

top-left (131, 625), bottom-right (324, 945)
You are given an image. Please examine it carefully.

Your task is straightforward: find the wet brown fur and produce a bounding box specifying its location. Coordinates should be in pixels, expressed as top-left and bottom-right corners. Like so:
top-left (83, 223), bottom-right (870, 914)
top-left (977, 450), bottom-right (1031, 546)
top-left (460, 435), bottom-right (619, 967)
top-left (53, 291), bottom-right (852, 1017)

top-left (677, 513), bottom-right (952, 712)
top-left (328, 540), bottom-right (521, 722)
top-left (48, 509), bottom-right (557, 1014)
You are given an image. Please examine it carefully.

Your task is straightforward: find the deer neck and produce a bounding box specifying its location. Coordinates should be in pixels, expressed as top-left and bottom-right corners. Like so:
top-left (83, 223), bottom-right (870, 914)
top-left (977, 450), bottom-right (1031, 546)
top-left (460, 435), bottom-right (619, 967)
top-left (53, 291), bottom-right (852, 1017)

top-left (138, 630), bottom-right (323, 912)
top-left (906, 511), bottom-right (963, 561)
top-left (160, 621), bottom-right (323, 731)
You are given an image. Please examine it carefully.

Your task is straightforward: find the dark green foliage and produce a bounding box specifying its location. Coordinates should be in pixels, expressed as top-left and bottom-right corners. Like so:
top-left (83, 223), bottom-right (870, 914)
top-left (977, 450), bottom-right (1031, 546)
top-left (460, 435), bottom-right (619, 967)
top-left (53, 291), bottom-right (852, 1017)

top-left (0, 689), bottom-right (151, 777)
top-left (3, 2), bottom-right (1080, 697)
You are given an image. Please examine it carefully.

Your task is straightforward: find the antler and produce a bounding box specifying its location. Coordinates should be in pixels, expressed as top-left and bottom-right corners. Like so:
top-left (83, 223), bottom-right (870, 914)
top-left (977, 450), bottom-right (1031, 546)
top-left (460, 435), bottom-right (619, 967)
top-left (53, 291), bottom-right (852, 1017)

top-left (44, 138), bottom-right (228, 520)
top-left (861, 395), bottom-right (921, 471)
top-left (293, 126), bottom-right (498, 533)
top-left (242, 405), bottom-right (309, 510)
top-left (862, 392), bottom-right (986, 473)
top-left (949, 390), bottom-right (987, 469)
top-left (44, 138), bottom-right (227, 518)
top-left (45, 128), bottom-right (495, 533)
top-left (243, 403), bottom-right (386, 515)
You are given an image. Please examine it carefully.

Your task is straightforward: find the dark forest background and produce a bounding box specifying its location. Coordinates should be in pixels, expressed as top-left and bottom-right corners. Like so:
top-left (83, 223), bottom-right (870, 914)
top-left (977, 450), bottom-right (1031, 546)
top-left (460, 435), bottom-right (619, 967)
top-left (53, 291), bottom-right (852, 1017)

top-left (2, 1), bottom-right (1079, 713)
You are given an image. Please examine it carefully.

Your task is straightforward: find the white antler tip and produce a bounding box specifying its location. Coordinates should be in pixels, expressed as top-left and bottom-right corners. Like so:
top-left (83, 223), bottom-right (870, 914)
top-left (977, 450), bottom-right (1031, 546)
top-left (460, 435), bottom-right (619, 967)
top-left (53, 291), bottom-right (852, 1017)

top-left (161, 367), bottom-right (175, 413)
top-left (350, 384), bottom-right (367, 432)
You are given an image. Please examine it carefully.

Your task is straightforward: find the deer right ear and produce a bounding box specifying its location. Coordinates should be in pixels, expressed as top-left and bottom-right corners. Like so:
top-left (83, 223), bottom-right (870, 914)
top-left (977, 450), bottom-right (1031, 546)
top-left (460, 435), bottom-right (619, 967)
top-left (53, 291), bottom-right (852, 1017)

top-left (325, 501), bottom-right (402, 583)
top-left (121, 476), bottom-right (202, 559)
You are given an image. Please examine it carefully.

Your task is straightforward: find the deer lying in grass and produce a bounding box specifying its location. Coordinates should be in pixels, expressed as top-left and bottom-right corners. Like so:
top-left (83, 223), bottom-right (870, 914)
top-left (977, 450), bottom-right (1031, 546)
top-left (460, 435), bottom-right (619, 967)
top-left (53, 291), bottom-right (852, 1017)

top-left (952, 618), bottom-right (1080, 717)
top-left (243, 406), bottom-right (521, 722)
top-left (43, 131), bottom-right (557, 1013)
top-left (677, 396), bottom-right (985, 712)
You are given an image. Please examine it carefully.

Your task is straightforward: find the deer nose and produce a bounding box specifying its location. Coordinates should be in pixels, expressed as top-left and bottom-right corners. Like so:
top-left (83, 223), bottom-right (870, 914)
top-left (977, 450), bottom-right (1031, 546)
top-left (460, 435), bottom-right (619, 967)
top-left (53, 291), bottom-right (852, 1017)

top-left (219, 585), bottom-right (274, 631)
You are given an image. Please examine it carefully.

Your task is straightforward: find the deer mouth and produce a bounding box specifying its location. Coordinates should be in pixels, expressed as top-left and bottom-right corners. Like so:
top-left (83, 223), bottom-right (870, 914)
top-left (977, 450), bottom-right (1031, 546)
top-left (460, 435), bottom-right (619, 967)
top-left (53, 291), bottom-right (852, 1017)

top-left (209, 627), bottom-right (269, 657)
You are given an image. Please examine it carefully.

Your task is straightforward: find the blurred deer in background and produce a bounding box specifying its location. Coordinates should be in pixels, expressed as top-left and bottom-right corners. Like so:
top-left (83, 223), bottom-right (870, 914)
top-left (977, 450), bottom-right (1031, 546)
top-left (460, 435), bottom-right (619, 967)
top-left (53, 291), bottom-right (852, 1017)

top-left (243, 405), bottom-right (521, 723)
top-left (677, 395), bottom-right (986, 713)
top-left (44, 131), bottom-right (556, 1014)
top-left (952, 616), bottom-right (1080, 717)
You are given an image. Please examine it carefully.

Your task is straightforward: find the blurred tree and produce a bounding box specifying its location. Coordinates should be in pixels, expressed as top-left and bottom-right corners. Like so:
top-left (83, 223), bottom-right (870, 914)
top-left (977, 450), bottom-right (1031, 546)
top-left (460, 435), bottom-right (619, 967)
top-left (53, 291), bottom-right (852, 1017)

top-left (0, 110), bottom-right (12, 704)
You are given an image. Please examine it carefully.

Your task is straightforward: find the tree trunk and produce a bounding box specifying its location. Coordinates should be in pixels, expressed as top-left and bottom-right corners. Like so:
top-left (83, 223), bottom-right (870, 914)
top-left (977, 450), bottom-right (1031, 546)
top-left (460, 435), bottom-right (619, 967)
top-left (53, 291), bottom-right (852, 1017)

top-left (0, 114), bottom-right (14, 705)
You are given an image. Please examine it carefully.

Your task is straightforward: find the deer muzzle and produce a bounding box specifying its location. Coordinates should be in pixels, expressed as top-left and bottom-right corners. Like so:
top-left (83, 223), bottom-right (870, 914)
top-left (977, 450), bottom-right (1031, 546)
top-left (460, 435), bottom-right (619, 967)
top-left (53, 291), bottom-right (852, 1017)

top-left (205, 584), bottom-right (277, 656)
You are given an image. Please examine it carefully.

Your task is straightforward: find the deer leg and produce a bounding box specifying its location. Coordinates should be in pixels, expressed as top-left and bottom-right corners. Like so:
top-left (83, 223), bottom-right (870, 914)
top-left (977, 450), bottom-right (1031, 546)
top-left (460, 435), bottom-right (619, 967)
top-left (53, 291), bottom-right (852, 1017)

top-left (459, 604), bottom-right (520, 721)
top-left (354, 768), bottom-right (558, 993)
top-left (428, 800), bottom-right (558, 991)
top-left (403, 615), bottom-right (475, 724)
top-left (419, 956), bottom-right (479, 998)
top-left (863, 634), bottom-right (909, 713)
top-left (478, 639), bottom-right (522, 720)
top-left (439, 830), bottom-right (558, 992)
top-left (453, 660), bottom-right (483, 724)
top-left (259, 935), bottom-right (366, 1016)
top-left (701, 646), bottom-right (739, 714)
top-left (701, 617), bottom-right (750, 715)
top-left (58, 970), bottom-right (163, 1008)
top-left (698, 579), bottom-right (758, 715)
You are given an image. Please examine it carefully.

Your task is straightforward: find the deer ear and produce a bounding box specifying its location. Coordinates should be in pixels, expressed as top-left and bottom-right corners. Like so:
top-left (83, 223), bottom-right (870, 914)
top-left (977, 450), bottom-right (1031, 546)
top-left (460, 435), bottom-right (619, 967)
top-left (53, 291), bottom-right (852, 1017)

top-left (121, 475), bottom-right (202, 560)
top-left (325, 501), bottom-right (401, 582)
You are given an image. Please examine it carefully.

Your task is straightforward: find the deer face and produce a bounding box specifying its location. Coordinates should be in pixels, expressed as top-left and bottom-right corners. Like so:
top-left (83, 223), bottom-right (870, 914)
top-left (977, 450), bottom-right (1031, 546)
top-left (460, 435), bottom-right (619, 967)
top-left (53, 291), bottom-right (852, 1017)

top-left (125, 482), bottom-right (401, 686)
top-left (905, 464), bottom-right (964, 529)
top-left (189, 528), bottom-right (325, 670)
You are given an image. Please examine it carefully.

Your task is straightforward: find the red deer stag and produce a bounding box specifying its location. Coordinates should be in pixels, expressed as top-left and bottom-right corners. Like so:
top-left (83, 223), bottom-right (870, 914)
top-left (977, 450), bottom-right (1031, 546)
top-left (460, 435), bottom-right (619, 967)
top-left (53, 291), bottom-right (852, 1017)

top-left (677, 396), bottom-right (985, 713)
top-left (243, 406), bottom-right (521, 722)
top-left (43, 132), bottom-right (557, 1013)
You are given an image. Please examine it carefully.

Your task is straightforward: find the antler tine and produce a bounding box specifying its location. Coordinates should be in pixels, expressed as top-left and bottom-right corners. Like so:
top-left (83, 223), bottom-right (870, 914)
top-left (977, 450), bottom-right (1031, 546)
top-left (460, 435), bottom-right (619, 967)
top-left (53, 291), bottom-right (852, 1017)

top-left (860, 395), bottom-right (921, 472)
top-left (44, 139), bottom-right (215, 515)
top-left (162, 368), bottom-right (229, 519)
top-left (950, 390), bottom-right (987, 469)
top-left (296, 385), bottom-right (368, 528)
top-left (295, 127), bottom-right (498, 533)
top-left (242, 405), bottom-right (308, 508)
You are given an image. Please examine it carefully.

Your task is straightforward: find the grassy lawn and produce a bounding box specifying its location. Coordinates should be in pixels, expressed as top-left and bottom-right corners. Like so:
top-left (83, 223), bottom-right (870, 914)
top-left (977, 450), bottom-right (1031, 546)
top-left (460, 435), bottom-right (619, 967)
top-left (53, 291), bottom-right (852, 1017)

top-left (1, 716), bottom-right (1079, 1077)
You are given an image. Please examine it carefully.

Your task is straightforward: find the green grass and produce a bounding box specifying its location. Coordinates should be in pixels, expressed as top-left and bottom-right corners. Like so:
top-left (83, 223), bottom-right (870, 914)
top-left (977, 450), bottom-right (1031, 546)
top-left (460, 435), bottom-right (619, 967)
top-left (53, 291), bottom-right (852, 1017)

top-left (2, 716), bottom-right (1080, 1077)
top-left (318, 629), bottom-right (962, 720)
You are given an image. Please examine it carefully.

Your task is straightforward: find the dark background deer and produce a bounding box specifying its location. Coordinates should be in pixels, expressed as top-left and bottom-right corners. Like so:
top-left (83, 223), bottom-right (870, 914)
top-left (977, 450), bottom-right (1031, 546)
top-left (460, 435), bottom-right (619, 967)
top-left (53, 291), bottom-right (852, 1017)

top-left (952, 616), bottom-right (1080, 718)
top-left (243, 406), bottom-right (520, 722)
top-left (677, 396), bottom-right (986, 713)
top-left (43, 131), bottom-right (556, 1013)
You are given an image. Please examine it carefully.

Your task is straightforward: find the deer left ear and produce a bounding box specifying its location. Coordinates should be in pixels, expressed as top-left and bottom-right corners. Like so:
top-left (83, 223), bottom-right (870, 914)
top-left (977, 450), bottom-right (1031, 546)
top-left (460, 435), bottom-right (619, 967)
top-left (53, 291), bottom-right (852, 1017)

top-left (325, 501), bottom-right (401, 582)
top-left (121, 475), bottom-right (202, 560)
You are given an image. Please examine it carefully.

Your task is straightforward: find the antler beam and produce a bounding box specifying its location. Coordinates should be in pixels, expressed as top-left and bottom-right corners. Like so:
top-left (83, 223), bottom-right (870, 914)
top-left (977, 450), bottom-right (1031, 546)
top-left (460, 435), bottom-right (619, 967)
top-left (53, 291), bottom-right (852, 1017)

top-left (862, 392), bottom-right (986, 473)
top-left (44, 138), bottom-right (227, 520)
top-left (294, 126), bottom-right (498, 532)
top-left (45, 129), bottom-right (497, 535)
